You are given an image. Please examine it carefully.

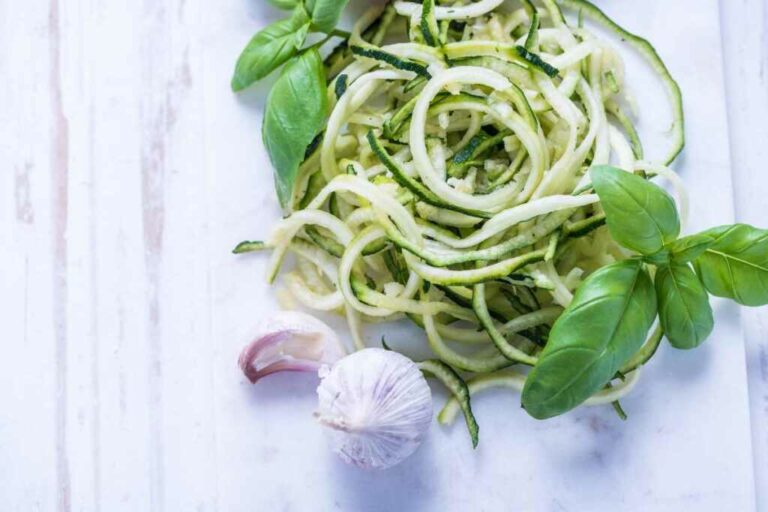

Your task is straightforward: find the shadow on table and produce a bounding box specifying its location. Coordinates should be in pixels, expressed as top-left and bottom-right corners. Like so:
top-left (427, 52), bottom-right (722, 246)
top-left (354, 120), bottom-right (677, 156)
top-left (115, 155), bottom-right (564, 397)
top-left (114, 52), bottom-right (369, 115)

top-left (328, 432), bottom-right (436, 512)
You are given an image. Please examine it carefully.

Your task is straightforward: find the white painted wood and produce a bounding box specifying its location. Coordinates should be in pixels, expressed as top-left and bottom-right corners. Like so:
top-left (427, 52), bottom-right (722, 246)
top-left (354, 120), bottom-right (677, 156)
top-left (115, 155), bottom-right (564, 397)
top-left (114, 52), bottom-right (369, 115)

top-left (0, 1), bottom-right (64, 510)
top-left (720, 0), bottom-right (768, 509)
top-left (1, 0), bottom-right (766, 510)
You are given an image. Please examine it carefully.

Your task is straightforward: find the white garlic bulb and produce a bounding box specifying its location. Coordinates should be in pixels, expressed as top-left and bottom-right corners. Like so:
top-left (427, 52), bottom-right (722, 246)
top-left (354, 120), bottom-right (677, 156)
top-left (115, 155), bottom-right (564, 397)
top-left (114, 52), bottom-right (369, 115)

top-left (315, 348), bottom-right (433, 470)
top-left (238, 311), bottom-right (346, 383)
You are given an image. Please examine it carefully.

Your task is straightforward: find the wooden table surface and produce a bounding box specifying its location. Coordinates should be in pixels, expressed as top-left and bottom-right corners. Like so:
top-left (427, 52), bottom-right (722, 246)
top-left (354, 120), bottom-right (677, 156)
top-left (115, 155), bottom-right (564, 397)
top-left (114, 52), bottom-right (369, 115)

top-left (722, 1), bottom-right (768, 508)
top-left (1, 0), bottom-right (767, 510)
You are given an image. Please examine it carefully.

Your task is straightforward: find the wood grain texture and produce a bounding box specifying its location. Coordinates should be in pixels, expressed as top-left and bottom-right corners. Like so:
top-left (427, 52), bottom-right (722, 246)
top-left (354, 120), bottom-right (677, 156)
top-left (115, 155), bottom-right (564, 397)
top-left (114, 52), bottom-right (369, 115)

top-left (0, 0), bottom-right (766, 510)
top-left (1, 0), bottom-right (60, 510)
top-left (720, 0), bottom-right (768, 509)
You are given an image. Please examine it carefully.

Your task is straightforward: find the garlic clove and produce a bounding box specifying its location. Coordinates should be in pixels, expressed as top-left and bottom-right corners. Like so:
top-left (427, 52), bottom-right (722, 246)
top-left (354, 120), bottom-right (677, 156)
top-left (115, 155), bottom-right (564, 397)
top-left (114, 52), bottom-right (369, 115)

top-left (315, 348), bottom-right (433, 470)
top-left (238, 311), bottom-right (346, 384)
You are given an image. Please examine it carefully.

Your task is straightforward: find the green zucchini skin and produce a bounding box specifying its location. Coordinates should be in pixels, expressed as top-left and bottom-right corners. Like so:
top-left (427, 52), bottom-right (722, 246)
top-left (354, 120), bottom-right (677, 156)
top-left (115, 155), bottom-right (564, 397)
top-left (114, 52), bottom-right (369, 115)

top-left (236, 0), bottom-right (722, 430)
top-left (419, 0), bottom-right (441, 48)
top-left (419, 359), bottom-right (479, 448)
top-left (367, 130), bottom-right (493, 219)
top-left (557, 0), bottom-right (685, 165)
top-left (351, 45), bottom-right (432, 79)
top-left (515, 45), bottom-right (559, 78)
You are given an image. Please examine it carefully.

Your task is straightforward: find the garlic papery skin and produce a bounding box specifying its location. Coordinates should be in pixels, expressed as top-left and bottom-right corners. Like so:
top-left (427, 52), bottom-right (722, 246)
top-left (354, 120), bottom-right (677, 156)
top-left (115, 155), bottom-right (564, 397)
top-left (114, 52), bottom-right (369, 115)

top-left (315, 348), bottom-right (433, 470)
top-left (238, 311), bottom-right (346, 384)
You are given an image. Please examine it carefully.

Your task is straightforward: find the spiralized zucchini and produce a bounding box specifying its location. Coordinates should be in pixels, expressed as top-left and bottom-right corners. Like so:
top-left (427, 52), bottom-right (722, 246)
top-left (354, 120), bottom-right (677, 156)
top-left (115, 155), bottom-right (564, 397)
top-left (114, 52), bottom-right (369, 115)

top-left (252, 0), bottom-right (686, 415)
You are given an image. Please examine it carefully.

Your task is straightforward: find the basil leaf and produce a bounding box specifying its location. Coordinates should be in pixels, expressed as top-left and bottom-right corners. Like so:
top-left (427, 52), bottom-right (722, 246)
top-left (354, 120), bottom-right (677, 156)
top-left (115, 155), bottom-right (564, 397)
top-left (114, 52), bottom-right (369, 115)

top-left (231, 8), bottom-right (311, 91)
top-left (267, 0), bottom-right (300, 9)
top-left (521, 259), bottom-right (657, 419)
top-left (306, 0), bottom-right (350, 33)
top-left (263, 48), bottom-right (328, 208)
top-left (668, 233), bottom-right (716, 263)
top-left (591, 165), bottom-right (680, 255)
top-left (693, 224), bottom-right (768, 306)
top-left (644, 248), bottom-right (670, 267)
top-left (655, 262), bottom-right (714, 349)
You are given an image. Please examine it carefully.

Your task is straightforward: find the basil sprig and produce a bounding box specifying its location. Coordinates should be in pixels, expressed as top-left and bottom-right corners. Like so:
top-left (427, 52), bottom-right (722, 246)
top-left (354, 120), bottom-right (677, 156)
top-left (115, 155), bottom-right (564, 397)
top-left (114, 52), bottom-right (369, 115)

top-left (232, 0), bottom-right (350, 208)
top-left (523, 165), bottom-right (768, 419)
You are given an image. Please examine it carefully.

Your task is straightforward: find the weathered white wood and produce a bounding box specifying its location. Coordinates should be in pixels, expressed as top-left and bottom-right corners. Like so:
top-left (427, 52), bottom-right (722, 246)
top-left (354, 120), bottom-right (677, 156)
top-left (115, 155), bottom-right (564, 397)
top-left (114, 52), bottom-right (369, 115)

top-left (720, 0), bottom-right (768, 509)
top-left (62, 0), bottom-right (99, 509)
top-left (200, 3), bottom-right (288, 510)
top-left (1, 0), bottom-right (767, 510)
top-left (147, 0), bottom-right (221, 509)
top-left (60, 0), bottom-right (152, 510)
top-left (0, 0), bottom-right (63, 510)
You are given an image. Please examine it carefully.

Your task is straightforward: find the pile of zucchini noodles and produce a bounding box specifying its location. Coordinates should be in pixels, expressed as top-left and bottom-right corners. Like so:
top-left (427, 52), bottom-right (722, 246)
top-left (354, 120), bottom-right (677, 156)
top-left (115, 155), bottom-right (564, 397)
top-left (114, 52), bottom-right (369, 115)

top-left (262, 0), bottom-right (686, 419)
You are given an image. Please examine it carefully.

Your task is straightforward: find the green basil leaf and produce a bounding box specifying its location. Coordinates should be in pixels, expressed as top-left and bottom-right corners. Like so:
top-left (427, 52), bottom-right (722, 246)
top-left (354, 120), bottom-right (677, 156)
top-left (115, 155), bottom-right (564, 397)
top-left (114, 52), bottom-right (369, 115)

top-left (521, 259), bottom-right (657, 419)
top-left (263, 48), bottom-right (328, 207)
top-left (655, 262), bottom-right (714, 349)
top-left (668, 233), bottom-right (717, 263)
top-left (306, 0), bottom-right (350, 33)
top-left (643, 248), bottom-right (670, 267)
top-left (231, 8), bottom-right (311, 91)
top-left (693, 224), bottom-right (768, 306)
top-left (591, 165), bottom-right (680, 255)
top-left (267, 0), bottom-right (300, 10)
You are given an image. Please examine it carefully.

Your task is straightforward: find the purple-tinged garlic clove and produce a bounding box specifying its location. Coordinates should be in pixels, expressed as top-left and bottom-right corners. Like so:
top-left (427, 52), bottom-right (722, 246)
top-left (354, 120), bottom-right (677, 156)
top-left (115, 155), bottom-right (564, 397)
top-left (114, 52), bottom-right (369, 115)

top-left (315, 348), bottom-right (433, 470)
top-left (238, 311), bottom-right (346, 384)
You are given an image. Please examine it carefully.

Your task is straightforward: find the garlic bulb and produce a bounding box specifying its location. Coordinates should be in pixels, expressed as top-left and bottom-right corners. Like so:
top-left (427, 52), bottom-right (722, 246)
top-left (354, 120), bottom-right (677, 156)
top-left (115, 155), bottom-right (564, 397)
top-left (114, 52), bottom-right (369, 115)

top-left (315, 348), bottom-right (433, 470)
top-left (238, 311), bottom-right (345, 383)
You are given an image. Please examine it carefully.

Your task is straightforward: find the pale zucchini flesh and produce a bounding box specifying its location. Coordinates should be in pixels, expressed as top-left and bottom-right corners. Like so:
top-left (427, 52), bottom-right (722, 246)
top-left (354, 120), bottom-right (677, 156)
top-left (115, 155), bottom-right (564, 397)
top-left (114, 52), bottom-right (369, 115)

top-left (240, 0), bottom-right (687, 427)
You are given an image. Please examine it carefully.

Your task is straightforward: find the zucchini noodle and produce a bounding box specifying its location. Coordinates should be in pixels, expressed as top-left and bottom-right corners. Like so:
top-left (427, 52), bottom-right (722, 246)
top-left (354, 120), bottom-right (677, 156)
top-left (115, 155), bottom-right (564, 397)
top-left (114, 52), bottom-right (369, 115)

top-left (437, 367), bottom-right (643, 424)
top-left (252, 0), bottom-right (686, 416)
